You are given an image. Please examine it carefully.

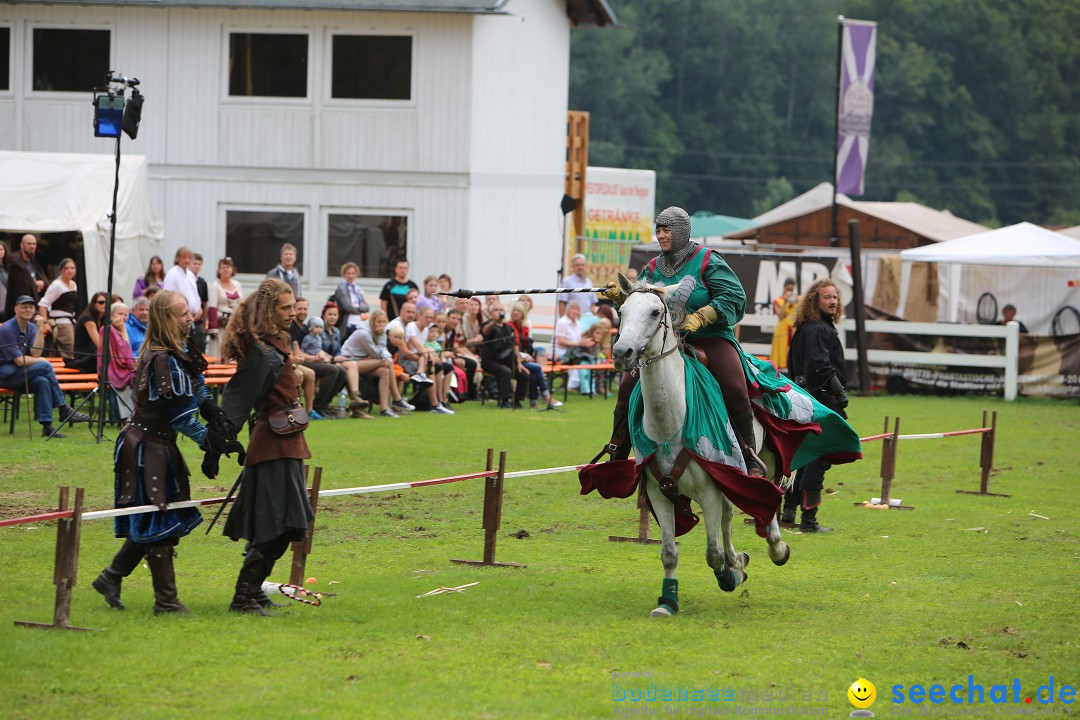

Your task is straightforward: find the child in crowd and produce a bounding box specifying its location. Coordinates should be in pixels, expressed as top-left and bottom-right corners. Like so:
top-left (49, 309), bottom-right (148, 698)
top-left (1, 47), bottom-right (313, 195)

top-left (438, 274), bottom-right (453, 294)
top-left (301, 317), bottom-right (334, 363)
top-left (416, 275), bottom-right (446, 315)
top-left (577, 318), bottom-right (612, 395)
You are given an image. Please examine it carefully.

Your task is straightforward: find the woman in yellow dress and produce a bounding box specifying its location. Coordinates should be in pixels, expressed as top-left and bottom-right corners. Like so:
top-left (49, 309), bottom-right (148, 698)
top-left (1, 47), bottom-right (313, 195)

top-left (769, 278), bottom-right (798, 371)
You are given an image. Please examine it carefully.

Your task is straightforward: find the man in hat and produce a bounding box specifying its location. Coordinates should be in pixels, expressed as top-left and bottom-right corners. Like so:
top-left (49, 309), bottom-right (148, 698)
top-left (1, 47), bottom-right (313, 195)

top-left (0, 295), bottom-right (90, 437)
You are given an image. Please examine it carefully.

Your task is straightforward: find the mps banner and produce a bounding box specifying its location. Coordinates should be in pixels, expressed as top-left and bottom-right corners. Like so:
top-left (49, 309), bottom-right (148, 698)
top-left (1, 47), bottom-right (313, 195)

top-left (836, 19), bottom-right (877, 196)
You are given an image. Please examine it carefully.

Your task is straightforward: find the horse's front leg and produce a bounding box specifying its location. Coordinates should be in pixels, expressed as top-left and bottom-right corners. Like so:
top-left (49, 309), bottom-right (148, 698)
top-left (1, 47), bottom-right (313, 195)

top-left (644, 477), bottom-right (679, 617)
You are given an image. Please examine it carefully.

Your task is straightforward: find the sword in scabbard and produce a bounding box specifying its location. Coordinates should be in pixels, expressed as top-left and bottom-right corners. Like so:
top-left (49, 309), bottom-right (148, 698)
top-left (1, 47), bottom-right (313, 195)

top-left (205, 469), bottom-right (244, 535)
top-left (443, 287), bottom-right (606, 298)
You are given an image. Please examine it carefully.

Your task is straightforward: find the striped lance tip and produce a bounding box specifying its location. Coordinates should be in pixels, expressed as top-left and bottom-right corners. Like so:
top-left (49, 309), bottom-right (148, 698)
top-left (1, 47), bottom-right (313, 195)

top-left (444, 287), bottom-right (606, 298)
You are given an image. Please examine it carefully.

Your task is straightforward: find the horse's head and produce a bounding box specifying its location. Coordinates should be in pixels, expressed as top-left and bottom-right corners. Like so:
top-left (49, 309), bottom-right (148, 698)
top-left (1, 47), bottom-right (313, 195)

top-left (611, 274), bottom-right (671, 372)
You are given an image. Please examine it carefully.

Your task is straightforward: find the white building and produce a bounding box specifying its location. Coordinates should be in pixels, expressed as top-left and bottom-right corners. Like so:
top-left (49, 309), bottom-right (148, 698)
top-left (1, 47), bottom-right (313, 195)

top-left (0, 0), bottom-right (614, 301)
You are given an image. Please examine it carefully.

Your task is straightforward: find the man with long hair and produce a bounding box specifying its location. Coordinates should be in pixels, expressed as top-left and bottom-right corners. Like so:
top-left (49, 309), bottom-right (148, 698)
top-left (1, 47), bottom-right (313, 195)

top-left (784, 278), bottom-right (848, 533)
top-left (219, 278), bottom-right (315, 615)
top-left (92, 290), bottom-right (241, 614)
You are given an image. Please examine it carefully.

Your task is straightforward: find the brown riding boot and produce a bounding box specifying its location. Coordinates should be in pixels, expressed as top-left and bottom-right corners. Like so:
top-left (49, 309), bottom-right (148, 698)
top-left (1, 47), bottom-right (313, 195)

top-left (92, 539), bottom-right (145, 610)
top-left (732, 409), bottom-right (767, 478)
top-left (145, 546), bottom-right (190, 615)
top-left (605, 400), bottom-right (632, 461)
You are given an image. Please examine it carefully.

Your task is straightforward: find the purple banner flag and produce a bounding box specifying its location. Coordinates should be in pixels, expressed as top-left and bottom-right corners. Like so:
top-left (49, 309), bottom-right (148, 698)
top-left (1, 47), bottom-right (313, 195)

top-left (836, 19), bottom-right (877, 196)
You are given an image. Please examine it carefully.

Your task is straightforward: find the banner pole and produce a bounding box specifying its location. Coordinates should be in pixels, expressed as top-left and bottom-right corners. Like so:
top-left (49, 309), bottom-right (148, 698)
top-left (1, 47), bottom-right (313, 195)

top-left (830, 15), bottom-right (844, 247)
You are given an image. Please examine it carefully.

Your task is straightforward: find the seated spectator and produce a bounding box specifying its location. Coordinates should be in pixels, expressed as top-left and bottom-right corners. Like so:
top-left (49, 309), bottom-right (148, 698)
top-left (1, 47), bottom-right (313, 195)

top-left (291, 298), bottom-right (347, 420)
top-left (481, 301), bottom-right (530, 409)
top-left (38, 258), bottom-right (78, 360)
top-left (508, 301), bottom-right (561, 409)
top-left (338, 309), bottom-right (414, 417)
top-left (576, 318), bottom-right (612, 395)
top-left (555, 301), bottom-right (593, 391)
top-left (416, 275), bottom-right (446, 315)
top-left (460, 298), bottom-right (485, 355)
top-left (320, 302), bottom-right (343, 356)
top-left (126, 296), bottom-right (150, 356)
top-left (385, 326), bottom-right (412, 404)
top-left (333, 261), bottom-right (370, 337)
top-left (100, 302), bottom-right (137, 420)
top-left (406, 306), bottom-right (455, 414)
top-left (438, 274), bottom-right (453, 294)
top-left (0, 295), bottom-right (91, 437)
top-left (68, 291), bottom-right (109, 372)
top-left (444, 308), bottom-right (481, 401)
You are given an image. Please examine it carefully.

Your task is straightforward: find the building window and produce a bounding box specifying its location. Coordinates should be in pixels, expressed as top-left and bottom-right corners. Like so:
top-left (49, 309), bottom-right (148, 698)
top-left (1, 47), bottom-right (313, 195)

top-left (32, 28), bottom-right (110, 92)
top-left (0, 28), bottom-right (10, 91)
top-left (331, 35), bottom-right (411, 101)
top-left (327, 214), bottom-right (407, 279)
top-left (229, 33), bottom-right (307, 98)
top-left (225, 210), bottom-right (305, 276)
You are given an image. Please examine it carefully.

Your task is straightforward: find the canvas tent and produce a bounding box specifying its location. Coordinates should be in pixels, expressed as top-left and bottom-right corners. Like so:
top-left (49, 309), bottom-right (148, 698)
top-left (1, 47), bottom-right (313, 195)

top-left (899, 222), bottom-right (1080, 334)
top-left (0, 151), bottom-right (164, 304)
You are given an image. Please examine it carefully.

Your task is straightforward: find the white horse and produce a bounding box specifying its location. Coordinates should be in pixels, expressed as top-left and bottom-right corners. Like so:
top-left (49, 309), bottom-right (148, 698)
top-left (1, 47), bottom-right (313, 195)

top-left (611, 278), bottom-right (790, 617)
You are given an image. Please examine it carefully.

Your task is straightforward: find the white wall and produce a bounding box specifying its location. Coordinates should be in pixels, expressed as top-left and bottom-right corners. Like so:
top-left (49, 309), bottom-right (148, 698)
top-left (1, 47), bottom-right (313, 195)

top-left (0, 1), bottom-right (575, 298)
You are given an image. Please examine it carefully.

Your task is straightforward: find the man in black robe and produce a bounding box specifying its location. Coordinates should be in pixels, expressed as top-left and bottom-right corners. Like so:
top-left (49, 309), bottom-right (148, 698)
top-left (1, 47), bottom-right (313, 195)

top-left (784, 279), bottom-right (849, 533)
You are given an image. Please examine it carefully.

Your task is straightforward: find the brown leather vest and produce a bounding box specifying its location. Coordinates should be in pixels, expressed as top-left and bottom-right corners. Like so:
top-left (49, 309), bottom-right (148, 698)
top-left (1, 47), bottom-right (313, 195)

top-left (244, 333), bottom-right (311, 466)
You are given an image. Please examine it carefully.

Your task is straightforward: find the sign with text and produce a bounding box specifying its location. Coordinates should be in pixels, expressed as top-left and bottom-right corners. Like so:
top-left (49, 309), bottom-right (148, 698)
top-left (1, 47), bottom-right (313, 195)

top-left (581, 167), bottom-right (656, 285)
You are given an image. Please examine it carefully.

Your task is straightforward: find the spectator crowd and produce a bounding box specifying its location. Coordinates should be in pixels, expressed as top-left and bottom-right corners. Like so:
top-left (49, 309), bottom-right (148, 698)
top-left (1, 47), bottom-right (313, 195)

top-left (1, 239), bottom-right (625, 435)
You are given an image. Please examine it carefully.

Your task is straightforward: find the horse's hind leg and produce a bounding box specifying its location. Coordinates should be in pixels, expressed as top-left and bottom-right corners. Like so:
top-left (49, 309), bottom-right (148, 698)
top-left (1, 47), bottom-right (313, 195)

top-left (714, 497), bottom-right (748, 592)
top-left (645, 479), bottom-right (680, 617)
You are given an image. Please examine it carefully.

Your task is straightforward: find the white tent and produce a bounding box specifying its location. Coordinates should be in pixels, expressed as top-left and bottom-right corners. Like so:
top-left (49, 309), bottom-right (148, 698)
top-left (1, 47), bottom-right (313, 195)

top-left (0, 151), bottom-right (164, 302)
top-left (899, 222), bottom-right (1080, 332)
top-left (900, 222), bottom-right (1080, 266)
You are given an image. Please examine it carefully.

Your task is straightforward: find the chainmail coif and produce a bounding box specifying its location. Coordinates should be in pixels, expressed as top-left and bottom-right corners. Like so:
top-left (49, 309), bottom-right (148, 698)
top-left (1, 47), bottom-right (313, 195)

top-left (654, 206), bottom-right (698, 276)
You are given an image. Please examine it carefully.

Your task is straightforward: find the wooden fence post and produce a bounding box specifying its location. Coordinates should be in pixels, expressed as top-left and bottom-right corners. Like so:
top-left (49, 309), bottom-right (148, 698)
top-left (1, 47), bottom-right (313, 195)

top-left (289, 465), bottom-right (323, 585)
top-left (452, 449), bottom-right (524, 568)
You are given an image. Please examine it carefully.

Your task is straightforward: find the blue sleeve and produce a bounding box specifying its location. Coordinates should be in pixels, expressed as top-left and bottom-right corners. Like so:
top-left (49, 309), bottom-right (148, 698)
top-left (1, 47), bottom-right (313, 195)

top-left (148, 354), bottom-right (207, 447)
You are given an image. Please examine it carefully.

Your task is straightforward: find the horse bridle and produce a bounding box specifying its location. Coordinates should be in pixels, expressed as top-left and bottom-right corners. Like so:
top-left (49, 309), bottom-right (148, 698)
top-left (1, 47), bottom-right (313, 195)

top-left (625, 288), bottom-right (682, 376)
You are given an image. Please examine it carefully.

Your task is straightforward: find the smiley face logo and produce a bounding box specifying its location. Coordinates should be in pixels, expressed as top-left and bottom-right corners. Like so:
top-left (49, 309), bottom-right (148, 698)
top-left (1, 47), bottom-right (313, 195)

top-left (848, 678), bottom-right (876, 709)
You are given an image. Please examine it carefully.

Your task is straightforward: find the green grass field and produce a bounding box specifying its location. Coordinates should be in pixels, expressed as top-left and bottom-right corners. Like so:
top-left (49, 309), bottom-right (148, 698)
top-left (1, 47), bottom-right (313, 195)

top-left (1, 393), bottom-right (1077, 719)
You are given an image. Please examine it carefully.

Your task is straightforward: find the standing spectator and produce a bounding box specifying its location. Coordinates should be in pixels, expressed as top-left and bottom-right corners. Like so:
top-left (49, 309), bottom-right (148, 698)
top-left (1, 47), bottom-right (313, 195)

top-left (0, 294), bottom-right (91, 437)
top-left (319, 302), bottom-right (343, 356)
top-left (1000, 304), bottom-right (1030, 334)
top-left (126, 296), bottom-right (150, 356)
top-left (379, 258), bottom-right (419, 322)
top-left (507, 301), bottom-right (560, 408)
top-left (416, 275), bottom-right (446, 315)
top-left (557, 253), bottom-right (597, 318)
top-left (481, 301), bottom-right (529, 409)
top-left (38, 258), bottom-right (79, 360)
top-left (100, 302), bottom-right (137, 420)
top-left (0, 240), bottom-right (9, 322)
top-left (220, 278), bottom-right (315, 615)
top-left (68, 291), bottom-right (109, 372)
top-left (266, 243), bottom-right (302, 299)
top-left (190, 253), bottom-right (210, 352)
top-left (783, 279), bottom-right (848, 533)
top-left (207, 257), bottom-right (243, 359)
top-left (161, 247), bottom-right (203, 327)
top-left (332, 261), bottom-right (370, 335)
top-left (4, 234), bottom-right (49, 319)
top-left (92, 290), bottom-right (240, 615)
top-left (770, 278), bottom-right (798, 372)
top-left (132, 255), bottom-right (165, 300)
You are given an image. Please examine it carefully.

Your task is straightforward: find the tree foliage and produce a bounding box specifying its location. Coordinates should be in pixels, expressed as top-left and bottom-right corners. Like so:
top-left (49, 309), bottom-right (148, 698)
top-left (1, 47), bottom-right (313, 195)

top-left (570, 0), bottom-right (1080, 225)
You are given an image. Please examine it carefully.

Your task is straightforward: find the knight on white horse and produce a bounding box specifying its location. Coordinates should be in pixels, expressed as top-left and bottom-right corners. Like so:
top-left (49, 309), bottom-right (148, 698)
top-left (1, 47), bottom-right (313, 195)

top-left (579, 207), bottom-right (862, 617)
